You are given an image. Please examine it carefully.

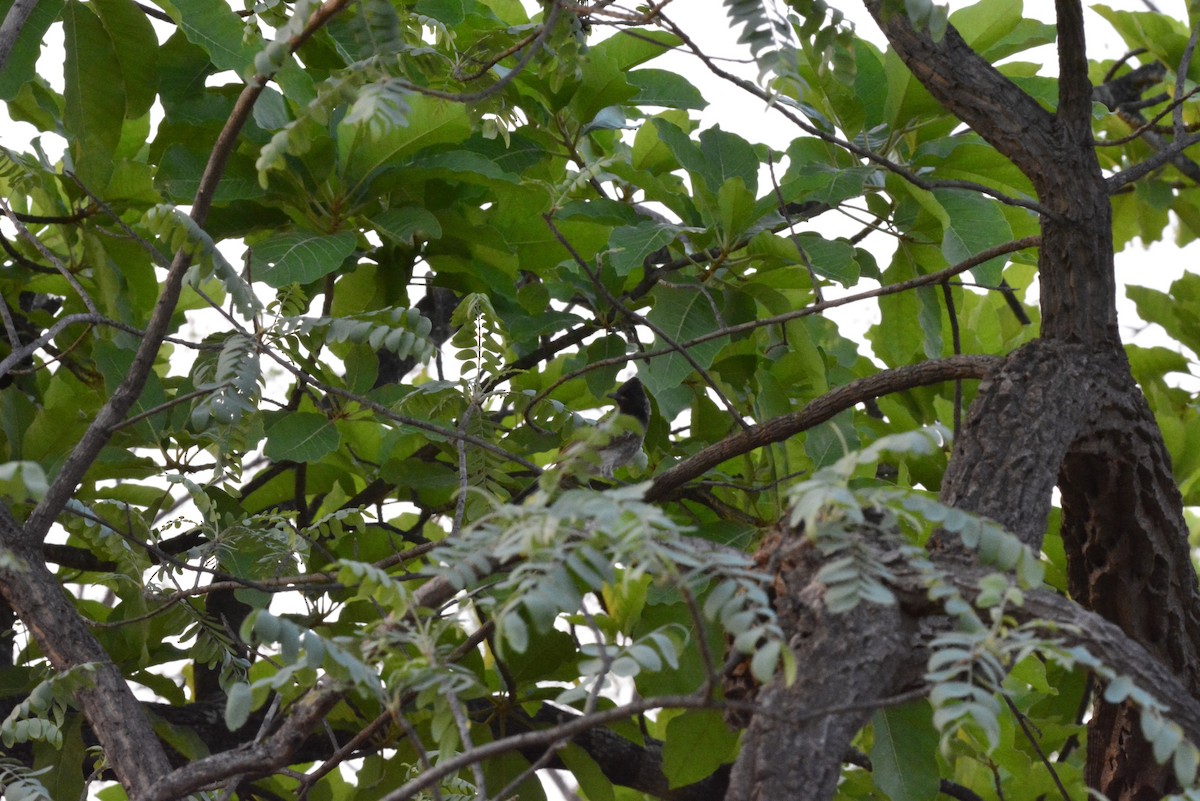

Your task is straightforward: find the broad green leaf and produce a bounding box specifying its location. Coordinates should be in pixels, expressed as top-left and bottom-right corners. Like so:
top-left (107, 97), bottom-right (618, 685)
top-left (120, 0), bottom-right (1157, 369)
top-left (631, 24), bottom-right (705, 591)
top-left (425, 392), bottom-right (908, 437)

top-left (263, 413), bottom-right (340, 461)
top-left (157, 144), bottom-right (264, 202)
top-left (643, 285), bottom-right (724, 395)
top-left (662, 710), bottom-right (738, 788)
top-left (568, 50), bottom-right (637, 125)
top-left (791, 233), bottom-right (859, 285)
top-left (950, 0), bottom-right (1023, 55)
top-left (632, 110), bottom-right (692, 172)
top-left (590, 28), bottom-right (681, 70)
top-left (651, 117), bottom-right (709, 184)
top-left (627, 68), bottom-right (708, 110)
top-left (1092, 6), bottom-right (1193, 78)
top-left (91, 0), bottom-right (159, 117)
top-left (933, 189), bottom-right (1014, 285)
top-left (63, 0), bottom-right (124, 190)
top-left (699, 127), bottom-right (758, 194)
top-left (252, 230), bottom-right (358, 287)
top-left (371, 207), bottom-right (443, 245)
top-left (340, 94), bottom-right (473, 180)
top-left (0, 0), bottom-right (65, 100)
top-left (406, 149), bottom-right (521, 183)
top-left (871, 703), bottom-right (941, 801)
top-left (716, 177), bottom-right (758, 241)
top-left (415, 0), bottom-right (471, 25)
top-left (168, 0), bottom-right (259, 73)
top-left (608, 221), bottom-right (677, 276)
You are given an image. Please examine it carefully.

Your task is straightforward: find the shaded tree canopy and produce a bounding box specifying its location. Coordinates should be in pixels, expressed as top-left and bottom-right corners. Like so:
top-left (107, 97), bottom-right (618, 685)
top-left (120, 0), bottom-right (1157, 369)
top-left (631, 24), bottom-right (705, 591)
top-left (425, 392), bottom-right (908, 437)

top-left (3, 1), bottom-right (1200, 800)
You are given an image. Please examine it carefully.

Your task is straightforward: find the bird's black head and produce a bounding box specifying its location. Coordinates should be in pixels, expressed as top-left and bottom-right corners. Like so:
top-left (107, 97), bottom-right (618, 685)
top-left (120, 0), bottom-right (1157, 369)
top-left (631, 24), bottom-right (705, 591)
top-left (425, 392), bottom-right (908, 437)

top-left (609, 377), bottom-right (650, 426)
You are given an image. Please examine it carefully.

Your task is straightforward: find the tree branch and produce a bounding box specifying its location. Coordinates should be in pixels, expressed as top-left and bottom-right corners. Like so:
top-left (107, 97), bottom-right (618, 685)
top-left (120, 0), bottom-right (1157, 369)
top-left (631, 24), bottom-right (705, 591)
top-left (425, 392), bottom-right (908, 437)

top-left (645, 355), bottom-right (998, 503)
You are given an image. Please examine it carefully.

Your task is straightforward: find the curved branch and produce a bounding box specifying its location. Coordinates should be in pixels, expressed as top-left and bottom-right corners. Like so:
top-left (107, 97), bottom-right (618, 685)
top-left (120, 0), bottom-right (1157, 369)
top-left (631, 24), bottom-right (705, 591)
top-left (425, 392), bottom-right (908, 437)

top-left (863, 0), bottom-right (1056, 188)
top-left (663, 12), bottom-right (1049, 217)
top-left (0, 2), bottom-right (356, 797)
top-left (645, 355), bottom-right (999, 502)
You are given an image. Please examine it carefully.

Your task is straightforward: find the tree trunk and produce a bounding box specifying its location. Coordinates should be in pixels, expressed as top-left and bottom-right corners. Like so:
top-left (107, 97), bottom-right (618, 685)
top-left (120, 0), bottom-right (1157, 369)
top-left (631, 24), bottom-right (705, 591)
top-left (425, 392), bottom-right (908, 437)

top-left (728, 3), bottom-right (1200, 799)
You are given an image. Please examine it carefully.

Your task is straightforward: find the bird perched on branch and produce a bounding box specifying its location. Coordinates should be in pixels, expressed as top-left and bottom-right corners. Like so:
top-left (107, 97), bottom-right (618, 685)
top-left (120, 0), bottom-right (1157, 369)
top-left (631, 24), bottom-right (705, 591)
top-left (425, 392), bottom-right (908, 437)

top-left (513, 377), bottom-right (651, 502)
top-left (589, 377), bottom-right (650, 478)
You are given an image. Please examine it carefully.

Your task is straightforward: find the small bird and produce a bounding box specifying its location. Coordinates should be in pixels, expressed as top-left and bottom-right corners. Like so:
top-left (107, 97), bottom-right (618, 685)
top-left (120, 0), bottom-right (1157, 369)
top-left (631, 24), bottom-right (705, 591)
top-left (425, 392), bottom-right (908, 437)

top-left (593, 377), bottom-right (650, 478)
top-left (511, 377), bottom-right (651, 502)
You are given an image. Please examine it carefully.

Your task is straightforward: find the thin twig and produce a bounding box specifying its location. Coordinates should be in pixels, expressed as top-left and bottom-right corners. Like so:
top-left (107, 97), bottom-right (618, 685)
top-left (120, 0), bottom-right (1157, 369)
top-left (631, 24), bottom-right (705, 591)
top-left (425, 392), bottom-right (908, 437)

top-left (941, 281), bottom-right (963, 437)
top-left (0, 197), bottom-right (99, 314)
top-left (1176, 21), bottom-right (1200, 141)
top-left (542, 213), bottom-right (752, 433)
top-left (531, 237), bottom-right (1039, 413)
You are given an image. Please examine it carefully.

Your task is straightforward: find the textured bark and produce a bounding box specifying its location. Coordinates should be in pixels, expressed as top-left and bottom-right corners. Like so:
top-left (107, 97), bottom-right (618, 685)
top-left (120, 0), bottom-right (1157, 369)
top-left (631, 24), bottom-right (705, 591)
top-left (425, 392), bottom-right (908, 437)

top-left (873, 2), bottom-right (1200, 798)
top-left (938, 342), bottom-right (1102, 546)
top-left (0, 512), bottom-right (172, 794)
top-left (725, 533), bottom-right (919, 801)
top-left (727, 4), bottom-right (1200, 800)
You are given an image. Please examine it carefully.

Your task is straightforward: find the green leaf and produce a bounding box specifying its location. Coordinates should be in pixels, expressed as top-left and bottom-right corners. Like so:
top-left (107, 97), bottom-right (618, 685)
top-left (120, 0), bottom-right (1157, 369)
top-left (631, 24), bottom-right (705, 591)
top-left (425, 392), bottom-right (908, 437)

top-left (263, 413), bottom-right (340, 462)
top-left (933, 189), bottom-right (1014, 285)
top-left (252, 230), bottom-right (358, 287)
top-left (91, 0), bottom-right (159, 117)
top-left (590, 27), bottom-right (681, 70)
top-left (568, 50), bottom-right (637, 124)
top-left (63, 0), bottom-right (125, 189)
top-left (791, 233), bottom-right (859, 285)
top-left (643, 285), bottom-right (724, 395)
top-left (341, 94), bottom-right (474, 179)
top-left (627, 68), bottom-right (708, 110)
top-left (415, 0), bottom-right (471, 25)
top-left (871, 702), bottom-right (940, 801)
top-left (699, 127), bottom-right (758, 194)
top-left (0, 0), bottom-right (66, 101)
top-left (168, 0), bottom-right (259, 73)
top-left (608, 221), bottom-right (677, 276)
top-left (224, 682), bottom-right (252, 730)
top-left (559, 745), bottom-right (615, 801)
top-left (662, 710), bottom-right (739, 788)
top-left (716, 177), bottom-right (758, 241)
top-left (371, 207), bottom-right (443, 245)
top-left (0, 461), bottom-right (49, 501)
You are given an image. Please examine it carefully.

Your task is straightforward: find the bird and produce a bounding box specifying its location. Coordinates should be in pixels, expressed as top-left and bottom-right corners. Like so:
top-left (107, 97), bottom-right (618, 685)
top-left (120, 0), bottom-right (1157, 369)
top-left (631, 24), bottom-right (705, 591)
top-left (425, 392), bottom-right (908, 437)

top-left (511, 377), bottom-right (651, 502)
top-left (592, 377), bottom-right (650, 477)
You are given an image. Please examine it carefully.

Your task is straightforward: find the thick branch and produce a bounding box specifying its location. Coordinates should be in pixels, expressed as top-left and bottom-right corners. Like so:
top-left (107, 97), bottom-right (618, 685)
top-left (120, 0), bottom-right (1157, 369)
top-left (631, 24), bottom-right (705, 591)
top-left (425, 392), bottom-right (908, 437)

top-left (0, 512), bottom-right (172, 789)
top-left (864, 1), bottom-right (1054, 182)
top-left (866, 2), bottom-right (1117, 345)
top-left (1056, 0), bottom-right (1094, 136)
top-left (646, 356), bottom-right (998, 503)
top-left (140, 686), bottom-right (345, 801)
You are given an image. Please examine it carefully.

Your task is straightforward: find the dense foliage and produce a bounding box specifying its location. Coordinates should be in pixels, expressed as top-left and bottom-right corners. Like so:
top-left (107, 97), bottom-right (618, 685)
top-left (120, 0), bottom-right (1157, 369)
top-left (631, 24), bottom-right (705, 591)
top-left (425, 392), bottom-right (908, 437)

top-left (3, 0), bottom-right (1200, 799)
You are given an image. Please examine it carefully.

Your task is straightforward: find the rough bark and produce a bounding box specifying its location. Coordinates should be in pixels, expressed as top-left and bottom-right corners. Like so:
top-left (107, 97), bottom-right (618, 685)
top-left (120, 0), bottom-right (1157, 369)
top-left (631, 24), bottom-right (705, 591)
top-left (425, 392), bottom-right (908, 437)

top-left (729, 3), bottom-right (1200, 800)
top-left (873, 3), bottom-right (1200, 798)
top-left (725, 532), bottom-right (921, 800)
top-left (0, 510), bottom-right (173, 793)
